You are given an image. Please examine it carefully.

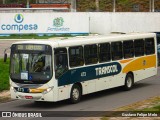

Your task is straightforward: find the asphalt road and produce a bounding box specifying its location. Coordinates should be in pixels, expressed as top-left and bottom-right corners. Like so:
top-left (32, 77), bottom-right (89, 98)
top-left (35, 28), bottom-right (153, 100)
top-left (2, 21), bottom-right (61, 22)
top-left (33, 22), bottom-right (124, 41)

top-left (0, 68), bottom-right (160, 120)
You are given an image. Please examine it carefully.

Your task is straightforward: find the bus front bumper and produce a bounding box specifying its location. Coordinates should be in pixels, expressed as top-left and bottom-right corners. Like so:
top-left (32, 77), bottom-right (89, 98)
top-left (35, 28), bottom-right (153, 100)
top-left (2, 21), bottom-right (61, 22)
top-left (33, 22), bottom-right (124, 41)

top-left (10, 86), bottom-right (56, 102)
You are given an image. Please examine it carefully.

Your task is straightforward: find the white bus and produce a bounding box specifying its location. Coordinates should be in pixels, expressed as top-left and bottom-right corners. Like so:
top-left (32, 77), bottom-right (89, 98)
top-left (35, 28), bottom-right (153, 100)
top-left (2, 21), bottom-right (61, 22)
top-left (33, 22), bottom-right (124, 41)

top-left (9, 33), bottom-right (157, 103)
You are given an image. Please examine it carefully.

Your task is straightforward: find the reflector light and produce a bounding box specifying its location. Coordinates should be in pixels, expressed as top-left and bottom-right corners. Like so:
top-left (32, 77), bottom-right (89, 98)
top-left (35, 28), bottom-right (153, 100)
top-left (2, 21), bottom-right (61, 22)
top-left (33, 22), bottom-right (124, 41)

top-left (25, 96), bottom-right (33, 99)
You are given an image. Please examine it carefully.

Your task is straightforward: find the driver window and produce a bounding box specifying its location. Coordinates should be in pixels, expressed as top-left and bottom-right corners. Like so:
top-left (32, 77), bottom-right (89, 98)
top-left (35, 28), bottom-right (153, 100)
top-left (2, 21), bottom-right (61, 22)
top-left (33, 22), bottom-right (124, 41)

top-left (54, 48), bottom-right (68, 78)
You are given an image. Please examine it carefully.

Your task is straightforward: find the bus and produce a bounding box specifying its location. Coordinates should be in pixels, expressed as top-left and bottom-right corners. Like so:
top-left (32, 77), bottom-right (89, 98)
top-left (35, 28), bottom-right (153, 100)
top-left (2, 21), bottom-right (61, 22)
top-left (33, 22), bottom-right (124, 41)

top-left (8, 33), bottom-right (157, 103)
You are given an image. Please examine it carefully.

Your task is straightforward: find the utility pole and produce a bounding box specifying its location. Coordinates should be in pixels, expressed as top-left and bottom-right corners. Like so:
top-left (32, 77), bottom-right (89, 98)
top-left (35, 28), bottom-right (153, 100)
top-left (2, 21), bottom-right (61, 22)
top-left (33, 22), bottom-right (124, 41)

top-left (149, 0), bottom-right (152, 12)
top-left (95, 0), bottom-right (99, 12)
top-left (27, 0), bottom-right (30, 8)
top-left (149, 0), bottom-right (155, 12)
top-left (3, 0), bottom-right (5, 4)
top-left (113, 0), bottom-right (116, 12)
top-left (152, 0), bottom-right (155, 12)
top-left (71, 0), bottom-right (76, 12)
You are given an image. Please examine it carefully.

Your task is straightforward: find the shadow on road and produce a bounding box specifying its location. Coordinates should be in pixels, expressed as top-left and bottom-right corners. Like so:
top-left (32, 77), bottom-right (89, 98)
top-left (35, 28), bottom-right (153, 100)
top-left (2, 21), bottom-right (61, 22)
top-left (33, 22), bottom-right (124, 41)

top-left (80, 82), bottom-right (151, 102)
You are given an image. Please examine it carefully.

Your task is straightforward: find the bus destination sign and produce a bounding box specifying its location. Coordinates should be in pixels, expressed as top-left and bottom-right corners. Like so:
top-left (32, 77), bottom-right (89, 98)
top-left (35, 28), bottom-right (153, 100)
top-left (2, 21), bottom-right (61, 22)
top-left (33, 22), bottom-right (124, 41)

top-left (16, 45), bottom-right (45, 51)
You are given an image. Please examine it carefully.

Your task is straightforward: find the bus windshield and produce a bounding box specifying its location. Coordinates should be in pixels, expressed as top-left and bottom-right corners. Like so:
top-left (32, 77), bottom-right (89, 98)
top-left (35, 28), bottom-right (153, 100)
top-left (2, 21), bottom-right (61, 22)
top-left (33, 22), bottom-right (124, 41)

top-left (10, 44), bottom-right (52, 84)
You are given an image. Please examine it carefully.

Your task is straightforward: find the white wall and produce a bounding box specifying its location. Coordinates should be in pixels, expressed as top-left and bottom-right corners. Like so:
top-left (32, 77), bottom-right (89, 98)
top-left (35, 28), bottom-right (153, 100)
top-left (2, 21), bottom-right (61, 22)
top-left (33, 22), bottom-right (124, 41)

top-left (1, 12), bottom-right (160, 35)
top-left (90, 12), bottom-right (160, 34)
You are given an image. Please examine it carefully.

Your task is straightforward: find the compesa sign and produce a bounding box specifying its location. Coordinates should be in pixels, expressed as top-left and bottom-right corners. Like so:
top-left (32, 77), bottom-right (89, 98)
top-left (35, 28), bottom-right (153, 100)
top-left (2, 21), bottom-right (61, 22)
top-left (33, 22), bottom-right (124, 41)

top-left (0, 13), bottom-right (89, 34)
top-left (0, 14), bottom-right (38, 33)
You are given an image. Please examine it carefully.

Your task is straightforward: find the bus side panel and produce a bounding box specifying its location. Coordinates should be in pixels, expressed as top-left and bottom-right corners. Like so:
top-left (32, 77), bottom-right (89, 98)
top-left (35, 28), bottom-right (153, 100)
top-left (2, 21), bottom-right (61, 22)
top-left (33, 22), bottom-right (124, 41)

top-left (109, 73), bottom-right (126, 88)
top-left (87, 80), bottom-right (96, 94)
top-left (95, 77), bottom-right (110, 92)
top-left (58, 85), bottom-right (71, 101)
top-left (122, 54), bottom-right (157, 82)
top-left (134, 67), bottom-right (157, 83)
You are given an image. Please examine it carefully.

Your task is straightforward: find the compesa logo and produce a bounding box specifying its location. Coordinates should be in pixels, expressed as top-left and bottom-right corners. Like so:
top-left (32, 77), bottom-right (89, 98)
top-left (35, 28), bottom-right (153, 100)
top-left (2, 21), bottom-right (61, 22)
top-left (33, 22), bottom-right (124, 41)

top-left (47, 17), bottom-right (70, 32)
top-left (14, 14), bottom-right (24, 23)
top-left (1, 14), bottom-right (38, 32)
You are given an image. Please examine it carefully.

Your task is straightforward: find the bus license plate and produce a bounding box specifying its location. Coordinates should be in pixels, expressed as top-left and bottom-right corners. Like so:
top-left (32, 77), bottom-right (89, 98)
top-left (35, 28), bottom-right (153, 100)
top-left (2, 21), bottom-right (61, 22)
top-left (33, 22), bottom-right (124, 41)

top-left (15, 87), bottom-right (29, 93)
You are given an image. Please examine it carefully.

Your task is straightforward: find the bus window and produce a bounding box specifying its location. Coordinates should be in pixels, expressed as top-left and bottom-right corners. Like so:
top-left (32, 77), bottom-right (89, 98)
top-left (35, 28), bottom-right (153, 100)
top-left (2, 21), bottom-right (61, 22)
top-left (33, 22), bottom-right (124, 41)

top-left (123, 40), bottom-right (134, 59)
top-left (99, 43), bottom-right (111, 62)
top-left (134, 39), bottom-right (144, 57)
top-left (69, 46), bottom-right (84, 67)
top-left (54, 48), bottom-right (68, 79)
top-left (145, 38), bottom-right (155, 55)
top-left (111, 42), bottom-right (123, 60)
top-left (84, 44), bottom-right (98, 65)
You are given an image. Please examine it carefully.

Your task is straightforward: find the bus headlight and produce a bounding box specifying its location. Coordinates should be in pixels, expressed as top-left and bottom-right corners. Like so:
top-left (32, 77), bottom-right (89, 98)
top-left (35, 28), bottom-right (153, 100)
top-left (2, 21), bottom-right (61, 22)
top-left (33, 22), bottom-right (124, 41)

top-left (11, 86), bottom-right (16, 92)
top-left (42, 86), bottom-right (54, 94)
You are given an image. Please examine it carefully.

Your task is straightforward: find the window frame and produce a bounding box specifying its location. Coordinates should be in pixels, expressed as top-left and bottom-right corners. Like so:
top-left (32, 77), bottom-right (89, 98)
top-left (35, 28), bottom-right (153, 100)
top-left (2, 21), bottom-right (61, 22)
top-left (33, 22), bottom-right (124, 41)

top-left (69, 46), bottom-right (84, 68)
top-left (134, 39), bottom-right (145, 57)
top-left (111, 41), bottom-right (123, 60)
top-left (145, 38), bottom-right (155, 55)
top-left (98, 42), bottom-right (111, 63)
top-left (84, 44), bottom-right (98, 65)
top-left (123, 40), bottom-right (134, 59)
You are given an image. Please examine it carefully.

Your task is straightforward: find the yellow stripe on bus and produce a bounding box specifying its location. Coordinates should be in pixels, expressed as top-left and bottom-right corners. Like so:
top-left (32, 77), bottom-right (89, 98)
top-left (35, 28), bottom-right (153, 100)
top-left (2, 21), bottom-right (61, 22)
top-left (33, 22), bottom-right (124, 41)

top-left (29, 88), bottom-right (46, 93)
top-left (122, 55), bottom-right (156, 73)
top-left (120, 58), bottom-right (133, 64)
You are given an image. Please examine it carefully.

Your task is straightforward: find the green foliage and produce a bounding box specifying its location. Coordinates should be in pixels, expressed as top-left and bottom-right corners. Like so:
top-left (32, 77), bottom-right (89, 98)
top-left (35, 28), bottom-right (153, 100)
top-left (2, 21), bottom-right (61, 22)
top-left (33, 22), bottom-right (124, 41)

top-left (2, 0), bottom-right (155, 12)
top-left (3, 0), bottom-right (35, 4)
top-left (0, 34), bottom-right (74, 39)
top-left (77, 0), bottom-right (96, 11)
top-left (99, 0), bottom-right (112, 12)
top-left (118, 0), bottom-right (130, 5)
top-left (0, 58), bottom-right (10, 91)
top-left (141, 104), bottom-right (160, 111)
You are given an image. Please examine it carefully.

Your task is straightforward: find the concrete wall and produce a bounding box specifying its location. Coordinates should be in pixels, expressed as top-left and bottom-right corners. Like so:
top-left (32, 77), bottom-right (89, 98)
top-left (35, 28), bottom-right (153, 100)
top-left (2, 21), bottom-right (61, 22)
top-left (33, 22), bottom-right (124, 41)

top-left (89, 12), bottom-right (160, 35)
top-left (0, 12), bottom-right (160, 35)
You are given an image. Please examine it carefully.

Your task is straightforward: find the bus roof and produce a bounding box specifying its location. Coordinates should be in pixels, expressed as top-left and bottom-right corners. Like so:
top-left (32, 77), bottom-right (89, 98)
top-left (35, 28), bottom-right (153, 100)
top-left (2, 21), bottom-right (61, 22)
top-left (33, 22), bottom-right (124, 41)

top-left (13, 33), bottom-right (156, 48)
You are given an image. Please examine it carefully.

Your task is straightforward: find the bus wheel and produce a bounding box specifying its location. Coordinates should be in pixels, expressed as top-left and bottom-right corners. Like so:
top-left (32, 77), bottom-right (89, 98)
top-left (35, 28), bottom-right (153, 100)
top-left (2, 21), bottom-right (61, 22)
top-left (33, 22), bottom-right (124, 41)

top-left (124, 73), bottom-right (134, 91)
top-left (70, 84), bottom-right (81, 104)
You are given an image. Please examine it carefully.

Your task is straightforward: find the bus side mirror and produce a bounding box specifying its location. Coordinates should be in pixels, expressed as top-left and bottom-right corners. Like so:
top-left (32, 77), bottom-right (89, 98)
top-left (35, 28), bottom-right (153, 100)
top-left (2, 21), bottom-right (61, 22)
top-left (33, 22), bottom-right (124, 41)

top-left (4, 47), bottom-right (10, 63)
top-left (4, 53), bottom-right (7, 62)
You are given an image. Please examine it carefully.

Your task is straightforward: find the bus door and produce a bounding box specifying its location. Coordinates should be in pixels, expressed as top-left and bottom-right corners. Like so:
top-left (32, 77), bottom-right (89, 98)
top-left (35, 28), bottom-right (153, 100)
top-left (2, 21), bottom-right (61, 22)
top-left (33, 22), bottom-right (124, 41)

top-left (54, 48), bottom-right (70, 100)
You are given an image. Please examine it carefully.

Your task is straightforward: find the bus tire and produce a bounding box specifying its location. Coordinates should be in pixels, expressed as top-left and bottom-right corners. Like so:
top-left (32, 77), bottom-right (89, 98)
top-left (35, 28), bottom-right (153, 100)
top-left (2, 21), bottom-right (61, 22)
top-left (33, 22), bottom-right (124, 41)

top-left (124, 73), bottom-right (134, 91)
top-left (70, 84), bottom-right (82, 104)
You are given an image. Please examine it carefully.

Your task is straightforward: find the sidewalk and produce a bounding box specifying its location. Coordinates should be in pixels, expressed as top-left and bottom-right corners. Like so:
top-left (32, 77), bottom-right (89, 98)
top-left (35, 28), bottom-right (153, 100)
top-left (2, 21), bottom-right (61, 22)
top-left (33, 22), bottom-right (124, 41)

top-left (0, 90), bottom-right (11, 103)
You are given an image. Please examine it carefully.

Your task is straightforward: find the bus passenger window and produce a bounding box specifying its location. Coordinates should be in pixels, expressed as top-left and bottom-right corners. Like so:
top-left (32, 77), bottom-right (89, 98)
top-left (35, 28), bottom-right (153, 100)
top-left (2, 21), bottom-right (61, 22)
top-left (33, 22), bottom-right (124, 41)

top-left (134, 39), bottom-right (144, 57)
top-left (123, 40), bottom-right (134, 59)
top-left (84, 44), bottom-right (98, 65)
top-left (69, 46), bottom-right (84, 67)
top-left (54, 48), bottom-right (68, 78)
top-left (111, 42), bottom-right (123, 60)
top-left (145, 38), bottom-right (155, 55)
top-left (99, 43), bottom-right (111, 62)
